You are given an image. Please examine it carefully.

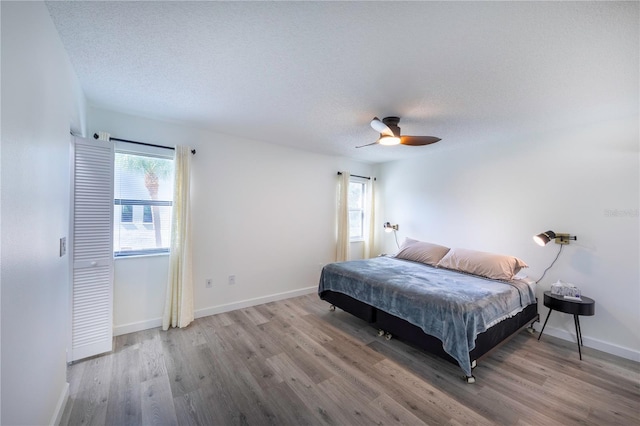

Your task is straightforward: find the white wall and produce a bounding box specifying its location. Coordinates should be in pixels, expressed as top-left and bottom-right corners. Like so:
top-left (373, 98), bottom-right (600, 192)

top-left (377, 113), bottom-right (639, 360)
top-left (87, 107), bottom-right (373, 333)
top-left (1, 2), bottom-right (87, 424)
top-left (376, 3), bottom-right (639, 361)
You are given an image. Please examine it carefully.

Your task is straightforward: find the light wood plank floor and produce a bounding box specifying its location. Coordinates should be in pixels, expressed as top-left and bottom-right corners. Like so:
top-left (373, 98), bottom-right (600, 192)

top-left (61, 294), bottom-right (640, 425)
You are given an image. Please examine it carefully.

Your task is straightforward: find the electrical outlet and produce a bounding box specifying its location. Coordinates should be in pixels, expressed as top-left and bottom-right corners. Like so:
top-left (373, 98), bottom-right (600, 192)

top-left (205, 278), bottom-right (212, 288)
top-left (228, 275), bottom-right (236, 285)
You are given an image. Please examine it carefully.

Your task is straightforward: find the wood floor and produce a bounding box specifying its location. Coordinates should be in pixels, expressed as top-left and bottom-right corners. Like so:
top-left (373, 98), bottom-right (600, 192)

top-left (60, 294), bottom-right (640, 426)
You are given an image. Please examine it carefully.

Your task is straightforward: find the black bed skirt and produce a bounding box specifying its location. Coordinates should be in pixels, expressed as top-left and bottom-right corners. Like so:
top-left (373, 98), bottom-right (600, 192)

top-left (319, 290), bottom-right (539, 368)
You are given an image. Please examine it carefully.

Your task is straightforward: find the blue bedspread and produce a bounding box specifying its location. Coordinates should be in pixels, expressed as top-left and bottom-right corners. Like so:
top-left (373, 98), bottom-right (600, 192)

top-left (318, 256), bottom-right (536, 376)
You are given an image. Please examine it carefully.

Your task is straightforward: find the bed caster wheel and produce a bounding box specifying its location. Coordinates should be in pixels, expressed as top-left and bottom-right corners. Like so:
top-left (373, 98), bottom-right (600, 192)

top-left (329, 305), bottom-right (336, 312)
top-left (466, 375), bottom-right (476, 384)
top-left (384, 332), bottom-right (392, 341)
top-left (471, 360), bottom-right (477, 369)
top-left (526, 326), bottom-right (535, 334)
top-left (377, 329), bottom-right (385, 337)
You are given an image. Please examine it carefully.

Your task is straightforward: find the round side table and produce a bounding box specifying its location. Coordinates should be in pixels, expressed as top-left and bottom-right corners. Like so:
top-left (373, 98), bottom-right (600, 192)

top-left (538, 291), bottom-right (595, 360)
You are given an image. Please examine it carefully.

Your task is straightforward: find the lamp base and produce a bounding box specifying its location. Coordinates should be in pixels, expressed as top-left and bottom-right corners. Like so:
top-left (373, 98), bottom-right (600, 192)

top-left (555, 233), bottom-right (573, 244)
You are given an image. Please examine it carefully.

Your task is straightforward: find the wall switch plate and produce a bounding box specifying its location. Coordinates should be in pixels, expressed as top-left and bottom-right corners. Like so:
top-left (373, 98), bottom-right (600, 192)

top-left (59, 237), bottom-right (67, 257)
top-left (206, 278), bottom-right (212, 288)
top-left (228, 275), bottom-right (236, 285)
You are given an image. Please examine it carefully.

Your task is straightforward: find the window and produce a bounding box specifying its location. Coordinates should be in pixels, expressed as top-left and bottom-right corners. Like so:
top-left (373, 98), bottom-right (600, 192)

top-left (348, 180), bottom-right (366, 240)
top-left (121, 204), bottom-right (133, 223)
top-left (113, 148), bottom-right (174, 257)
top-left (142, 205), bottom-right (153, 223)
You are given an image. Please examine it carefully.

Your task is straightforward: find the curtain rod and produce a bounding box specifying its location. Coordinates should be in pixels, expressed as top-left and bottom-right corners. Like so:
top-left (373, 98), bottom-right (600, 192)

top-left (93, 133), bottom-right (196, 155)
top-left (337, 172), bottom-right (375, 181)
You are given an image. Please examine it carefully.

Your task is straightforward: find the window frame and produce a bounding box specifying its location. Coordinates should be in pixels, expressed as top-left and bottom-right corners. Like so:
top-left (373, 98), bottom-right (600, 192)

top-left (113, 142), bottom-right (175, 258)
top-left (348, 178), bottom-right (367, 242)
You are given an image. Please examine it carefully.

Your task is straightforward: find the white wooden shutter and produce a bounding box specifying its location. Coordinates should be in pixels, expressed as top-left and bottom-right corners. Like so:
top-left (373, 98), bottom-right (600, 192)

top-left (69, 136), bottom-right (114, 361)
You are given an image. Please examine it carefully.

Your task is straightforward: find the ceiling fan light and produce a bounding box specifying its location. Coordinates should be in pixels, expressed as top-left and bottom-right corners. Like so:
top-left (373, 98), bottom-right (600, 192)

top-left (379, 136), bottom-right (401, 146)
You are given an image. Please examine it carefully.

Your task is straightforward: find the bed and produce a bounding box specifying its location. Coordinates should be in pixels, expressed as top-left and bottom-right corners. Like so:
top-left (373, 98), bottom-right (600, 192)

top-left (318, 240), bottom-right (539, 382)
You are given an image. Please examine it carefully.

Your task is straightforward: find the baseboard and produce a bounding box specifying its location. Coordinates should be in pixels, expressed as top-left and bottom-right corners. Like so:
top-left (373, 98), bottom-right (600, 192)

top-left (113, 286), bottom-right (317, 336)
top-left (194, 286), bottom-right (317, 319)
top-left (532, 323), bottom-right (640, 362)
top-left (114, 318), bottom-right (163, 336)
top-left (50, 381), bottom-right (69, 426)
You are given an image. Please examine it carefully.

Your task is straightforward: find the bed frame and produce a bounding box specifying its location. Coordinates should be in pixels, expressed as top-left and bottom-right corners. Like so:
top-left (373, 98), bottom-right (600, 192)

top-left (319, 290), bottom-right (539, 383)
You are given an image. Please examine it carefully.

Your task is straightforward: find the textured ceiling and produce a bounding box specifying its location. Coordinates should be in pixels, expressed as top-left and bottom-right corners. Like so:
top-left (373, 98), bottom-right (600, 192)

top-left (46, 1), bottom-right (638, 164)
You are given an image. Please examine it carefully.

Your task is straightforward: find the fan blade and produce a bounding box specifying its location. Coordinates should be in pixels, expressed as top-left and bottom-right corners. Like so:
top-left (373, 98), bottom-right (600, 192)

top-left (370, 117), bottom-right (394, 137)
top-left (400, 135), bottom-right (442, 146)
top-left (355, 141), bottom-right (379, 148)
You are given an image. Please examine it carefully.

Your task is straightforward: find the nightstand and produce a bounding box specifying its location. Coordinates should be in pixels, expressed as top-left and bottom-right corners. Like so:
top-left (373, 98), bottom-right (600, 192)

top-left (538, 291), bottom-right (595, 360)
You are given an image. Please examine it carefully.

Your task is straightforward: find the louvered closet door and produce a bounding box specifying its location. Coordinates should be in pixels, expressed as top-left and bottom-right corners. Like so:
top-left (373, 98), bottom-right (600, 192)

top-left (70, 136), bottom-right (114, 361)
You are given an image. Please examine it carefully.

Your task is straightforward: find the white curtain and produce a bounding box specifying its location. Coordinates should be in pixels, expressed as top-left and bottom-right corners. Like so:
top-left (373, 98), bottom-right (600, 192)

top-left (162, 145), bottom-right (194, 330)
top-left (363, 177), bottom-right (376, 259)
top-left (336, 172), bottom-right (350, 261)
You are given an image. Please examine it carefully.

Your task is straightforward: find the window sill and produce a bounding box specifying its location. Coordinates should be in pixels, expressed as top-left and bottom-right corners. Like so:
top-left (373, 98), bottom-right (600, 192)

top-left (114, 251), bottom-right (170, 260)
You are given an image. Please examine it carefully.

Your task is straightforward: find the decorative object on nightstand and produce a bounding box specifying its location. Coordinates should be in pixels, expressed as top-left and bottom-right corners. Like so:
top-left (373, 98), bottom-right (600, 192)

top-left (550, 279), bottom-right (582, 299)
top-left (538, 291), bottom-right (595, 360)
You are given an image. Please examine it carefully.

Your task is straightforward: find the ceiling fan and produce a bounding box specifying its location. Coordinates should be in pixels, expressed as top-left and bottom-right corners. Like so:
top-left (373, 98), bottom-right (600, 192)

top-left (357, 116), bottom-right (441, 148)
